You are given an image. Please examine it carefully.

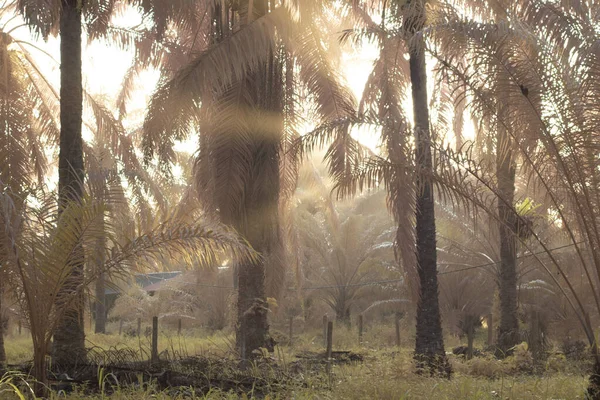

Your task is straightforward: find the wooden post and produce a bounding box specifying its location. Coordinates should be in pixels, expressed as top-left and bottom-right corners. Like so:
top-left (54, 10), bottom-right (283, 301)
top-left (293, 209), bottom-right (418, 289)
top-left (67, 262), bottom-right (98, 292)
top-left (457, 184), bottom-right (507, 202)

top-left (323, 315), bottom-right (328, 348)
top-left (151, 316), bottom-right (159, 364)
top-left (241, 335), bottom-right (246, 361)
top-left (18, 320), bottom-right (21, 336)
top-left (467, 322), bottom-right (474, 360)
top-left (177, 319), bottom-right (182, 336)
top-left (487, 313), bottom-right (493, 346)
top-left (288, 316), bottom-right (293, 346)
top-left (326, 321), bottom-right (333, 356)
top-left (119, 319), bottom-right (123, 336)
top-left (530, 310), bottom-right (541, 360)
top-left (358, 314), bottom-right (363, 345)
top-left (137, 318), bottom-right (141, 337)
top-left (326, 320), bottom-right (333, 374)
top-left (395, 314), bottom-right (401, 347)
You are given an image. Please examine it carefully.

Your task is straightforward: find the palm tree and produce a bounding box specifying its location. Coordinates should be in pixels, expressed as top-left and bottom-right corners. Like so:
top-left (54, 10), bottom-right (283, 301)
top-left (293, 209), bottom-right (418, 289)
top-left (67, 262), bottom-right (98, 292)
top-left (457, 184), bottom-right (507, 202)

top-left (85, 96), bottom-right (171, 333)
top-left (49, 0), bottom-right (86, 365)
top-left (460, 1), bottom-right (521, 356)
top-left (495, 79), bottom-right (520, 354)
top-left (295, 184), bottom-right (396, 324)
top-left (17, 0), bottom-right (147, 363)
top-left (427, 0), bottom-right (600, 395)
top-left (403, 0), bottom-right (450, 375)
top-left (436, 204), bottom-right (497, 357)
top-left (0, 2), bottom-right (63, 366)
top-left (0, 180), bottom-right (251, 394)
top-left (141, 0), bottom-right (355, 357)
top-left (431, 0), bottom-right (542, 356)
top-left (308, 0), bottom-right (450, 374)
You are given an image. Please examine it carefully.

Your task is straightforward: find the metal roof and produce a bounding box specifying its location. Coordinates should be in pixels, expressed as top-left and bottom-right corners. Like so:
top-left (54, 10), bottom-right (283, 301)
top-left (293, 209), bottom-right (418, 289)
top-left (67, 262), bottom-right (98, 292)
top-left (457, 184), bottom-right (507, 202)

top-left (105, 271), bottom-right (182, 295)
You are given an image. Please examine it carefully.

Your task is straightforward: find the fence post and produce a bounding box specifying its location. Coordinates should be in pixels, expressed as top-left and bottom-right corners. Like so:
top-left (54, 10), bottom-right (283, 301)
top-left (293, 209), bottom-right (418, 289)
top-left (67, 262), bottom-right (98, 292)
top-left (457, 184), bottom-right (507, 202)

top-left (18, 320), bottom-right (21, 336)
top-left (137, 318), bottom-right (141, 337)
top-left (326, 320), bottom-right (333, 374)
top-left (323, 315), bottom-right (328, 348)
top-left (395, 314), bottom-right (401, 348)
top-left (151, 316), bottom-right (159, 364)
top-left (289, 316), bottom-right (293, 346)
top-left (118, 319), bottom-right (123, 336)
top-left (177, 319), bottom-right (182, 336)
top-left (358, 314), bottom-right (364, 345)
top-left (487, 313), bottom-right (494, 346)
top-left (530, 310), bottom-right (541, 360)
top-left (467, 321), bottom-right (475, 360)
top-left (241, 334), bottom-right (246, 361)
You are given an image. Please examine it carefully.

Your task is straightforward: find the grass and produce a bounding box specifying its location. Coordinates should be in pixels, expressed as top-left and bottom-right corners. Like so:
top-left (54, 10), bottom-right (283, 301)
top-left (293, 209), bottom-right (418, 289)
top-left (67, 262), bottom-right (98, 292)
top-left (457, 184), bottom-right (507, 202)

top-left (1, 321), bottom-right (592, 399)
top-left (330, 351), bottom-right (588, 399)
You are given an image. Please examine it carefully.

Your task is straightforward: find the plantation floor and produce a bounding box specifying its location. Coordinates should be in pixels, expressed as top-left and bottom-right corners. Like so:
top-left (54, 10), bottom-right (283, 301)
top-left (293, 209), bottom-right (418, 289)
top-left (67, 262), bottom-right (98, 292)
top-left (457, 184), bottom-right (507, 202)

top-left (1, 327), bottom-right (591, 399)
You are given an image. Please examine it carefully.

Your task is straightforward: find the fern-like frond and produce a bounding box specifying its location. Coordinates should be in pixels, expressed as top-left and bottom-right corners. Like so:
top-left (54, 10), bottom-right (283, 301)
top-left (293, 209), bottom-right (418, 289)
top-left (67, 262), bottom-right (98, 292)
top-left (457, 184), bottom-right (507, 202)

top-left (142, 8), bottom-right (290, 164)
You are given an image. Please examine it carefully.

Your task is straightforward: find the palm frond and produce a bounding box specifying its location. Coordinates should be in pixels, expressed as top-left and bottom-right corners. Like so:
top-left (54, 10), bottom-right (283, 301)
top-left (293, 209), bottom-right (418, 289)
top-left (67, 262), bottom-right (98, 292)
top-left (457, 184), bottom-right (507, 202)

top-left (142, 7), bottom-right (290, 164)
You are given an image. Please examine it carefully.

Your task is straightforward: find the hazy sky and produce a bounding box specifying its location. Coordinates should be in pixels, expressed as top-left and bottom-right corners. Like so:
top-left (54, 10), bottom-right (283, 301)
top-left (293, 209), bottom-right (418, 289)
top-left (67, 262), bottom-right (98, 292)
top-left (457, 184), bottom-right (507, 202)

top-left (5, 6), bottom-right (419, 157)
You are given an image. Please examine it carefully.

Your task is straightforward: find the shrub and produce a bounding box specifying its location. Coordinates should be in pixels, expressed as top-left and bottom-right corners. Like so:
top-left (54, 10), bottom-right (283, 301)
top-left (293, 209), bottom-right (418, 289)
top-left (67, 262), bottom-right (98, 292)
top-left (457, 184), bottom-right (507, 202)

top-left (545, 352), bottom-right (568, 373)
top-left (507, 342), bottom-right (534, 373)
top-left (560, 338), bottom-right (588, 361)
top-left (466, 356), bottom-right (505, 378)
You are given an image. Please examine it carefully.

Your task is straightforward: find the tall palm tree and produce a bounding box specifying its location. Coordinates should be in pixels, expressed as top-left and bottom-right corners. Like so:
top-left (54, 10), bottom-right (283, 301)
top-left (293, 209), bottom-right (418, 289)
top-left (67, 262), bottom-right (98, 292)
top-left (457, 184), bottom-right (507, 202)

top-left (495, 73), bottom-right (520, 354)
top-left (434, 0), bottom-right (540, 355)
top-left (141, 0), bottom-right (354, 357)
top-left (17, 0), bottom-right (141, 363)
top-left (403, 0), bottom-right (450, 375)
top-left (428, 0), bottom-right (600, 395)
top-left (309, 0), bottom-right (450, 374)
top-left (49, 0), bottom-right (86, 365)
top-left (462, 1), bottom-right (522, 356)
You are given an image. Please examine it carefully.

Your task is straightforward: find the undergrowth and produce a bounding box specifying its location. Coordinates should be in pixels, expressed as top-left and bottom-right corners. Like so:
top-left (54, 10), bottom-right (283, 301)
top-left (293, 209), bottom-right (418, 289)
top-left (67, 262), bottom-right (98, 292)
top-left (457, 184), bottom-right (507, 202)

top-left (0, 322), bottom-right (592, 399)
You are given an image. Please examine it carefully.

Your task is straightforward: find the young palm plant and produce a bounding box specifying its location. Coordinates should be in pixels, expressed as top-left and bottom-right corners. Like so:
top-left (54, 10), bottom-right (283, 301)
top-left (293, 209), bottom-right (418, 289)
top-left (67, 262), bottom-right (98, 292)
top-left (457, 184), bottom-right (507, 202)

top-left (295, 181), bottom-right (396, 324)
top-left (0, 179), bottom-right (252, 395)
top-left (0, 2), bottom-right (64, 367)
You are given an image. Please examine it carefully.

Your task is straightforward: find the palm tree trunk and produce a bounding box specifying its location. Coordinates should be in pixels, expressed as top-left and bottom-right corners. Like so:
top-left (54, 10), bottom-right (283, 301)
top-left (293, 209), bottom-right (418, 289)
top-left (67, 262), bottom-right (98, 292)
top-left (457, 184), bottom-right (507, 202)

top-left (589, 355), bottom-right (600, 399)
top-left (408, 2), bottom-right (450, 376)
top-left (237, 256), bottom-right (270, 358)
top-left (94, 210), bottom-right (107, 334)
top-left (335, 293), bottom-right (350, 326)
top-left (466, 315), bottom-right (476, 360)
top-left (232, 0), bottom-right (283, 359)
top-left (94, 273), bottom-right (106, 334)
top-left (235, 135), bottom-right (280, 357)
top-left (33, 341), bottom-right (48, 397)
top-left (53, 0), bottom-right (86, 365)
top-left (0, 278), bottom-right (6, 370)
top-left (496, 94), bottom-right (519, 356)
